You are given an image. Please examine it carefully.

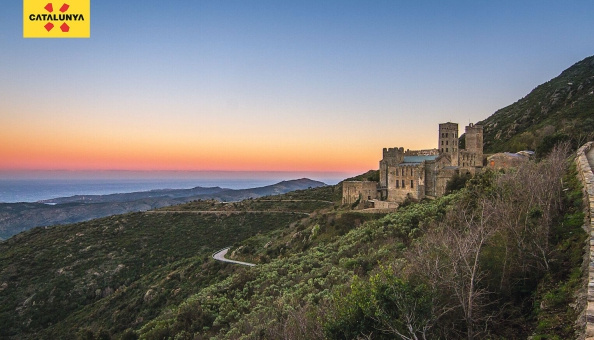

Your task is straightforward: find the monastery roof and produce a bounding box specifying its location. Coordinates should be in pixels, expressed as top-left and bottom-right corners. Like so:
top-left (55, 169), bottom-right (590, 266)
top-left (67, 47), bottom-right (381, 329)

top-left (401, 155), bottom-right (439, 165)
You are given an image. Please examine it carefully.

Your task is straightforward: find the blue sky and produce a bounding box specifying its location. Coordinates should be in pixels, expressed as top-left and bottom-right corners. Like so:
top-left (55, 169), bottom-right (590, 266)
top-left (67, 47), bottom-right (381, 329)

top-left (1, 1), bottom-right (593, 175)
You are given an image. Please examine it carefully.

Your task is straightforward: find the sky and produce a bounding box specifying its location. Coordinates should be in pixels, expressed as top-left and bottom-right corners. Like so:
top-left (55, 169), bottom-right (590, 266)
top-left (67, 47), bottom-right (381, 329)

top-left (1, 0), bottom-right (593, 178)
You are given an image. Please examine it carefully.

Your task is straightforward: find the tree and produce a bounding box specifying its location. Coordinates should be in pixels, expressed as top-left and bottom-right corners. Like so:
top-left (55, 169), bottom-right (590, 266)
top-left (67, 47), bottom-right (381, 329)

top-left (407, 198), bottom-right (496, 340)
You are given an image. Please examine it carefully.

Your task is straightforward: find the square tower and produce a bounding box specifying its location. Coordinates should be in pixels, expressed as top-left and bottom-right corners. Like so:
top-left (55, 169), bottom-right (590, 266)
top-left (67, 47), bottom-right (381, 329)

top-left (438, 122), bottom-right (459, 166)
top-left (379, 147), bottom-right (404, 188)
top-left (463, 123), bottom-right (483, 167)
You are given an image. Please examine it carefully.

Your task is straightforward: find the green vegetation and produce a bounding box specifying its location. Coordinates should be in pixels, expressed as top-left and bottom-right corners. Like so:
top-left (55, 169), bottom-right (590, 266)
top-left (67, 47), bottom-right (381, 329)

top-left (478, 55), bottom-right (594, 154)
top-left (0, 197), bottom-right (321, 339)
top-left (4, 51), bottom-right (594, 340)
top-left (343, 170), bottom-right (380, 183)
top-left (0, 144), bottom-right (587, 339)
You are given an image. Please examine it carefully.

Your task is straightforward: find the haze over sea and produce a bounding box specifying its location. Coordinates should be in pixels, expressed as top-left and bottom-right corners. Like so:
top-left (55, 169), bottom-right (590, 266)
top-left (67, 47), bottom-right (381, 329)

top-left (0, 171), bottom-right (349, 203)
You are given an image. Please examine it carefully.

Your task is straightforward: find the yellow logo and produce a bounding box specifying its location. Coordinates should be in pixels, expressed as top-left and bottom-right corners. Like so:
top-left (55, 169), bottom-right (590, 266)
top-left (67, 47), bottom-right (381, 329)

top-left (24, 0), bottom-right (90, 38)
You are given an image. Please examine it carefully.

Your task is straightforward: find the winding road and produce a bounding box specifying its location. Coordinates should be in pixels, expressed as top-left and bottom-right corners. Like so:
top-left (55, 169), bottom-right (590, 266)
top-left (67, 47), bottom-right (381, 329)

top-left (212, 247), bottom-right (256, 267)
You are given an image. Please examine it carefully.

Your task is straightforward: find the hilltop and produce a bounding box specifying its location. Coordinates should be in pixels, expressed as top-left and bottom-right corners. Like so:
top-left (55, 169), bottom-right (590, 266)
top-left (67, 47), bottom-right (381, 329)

top-left (477, 55), bottom-right (594, 154)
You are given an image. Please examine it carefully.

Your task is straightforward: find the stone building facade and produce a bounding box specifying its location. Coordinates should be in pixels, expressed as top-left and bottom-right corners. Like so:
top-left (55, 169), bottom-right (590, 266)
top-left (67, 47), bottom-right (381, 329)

top-left (342, 122), bottom-right (484, 207)
top-left (486, 151), bottom-right (532, 170)
top-left (342, 181), bottom-right (379, 205)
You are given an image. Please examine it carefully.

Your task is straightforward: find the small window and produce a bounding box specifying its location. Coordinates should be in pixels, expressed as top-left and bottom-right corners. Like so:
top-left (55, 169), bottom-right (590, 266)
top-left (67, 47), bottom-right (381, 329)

top-left (402, 180), bottom-right (405, 188)
top-left (446, 133), bottom-right (448, 137)
top-left (396, 181), bottom-right (399, 188)
top-left (411, 180), bottom-right (414, 188)
top-left (446, 141), bottom-right (448, 145)
top-left (446, 148), bottom-right (448, 152)
top-left (401, 168), bottom-right (404, 176)
top-left (441, 141), bottom-right (444, 145)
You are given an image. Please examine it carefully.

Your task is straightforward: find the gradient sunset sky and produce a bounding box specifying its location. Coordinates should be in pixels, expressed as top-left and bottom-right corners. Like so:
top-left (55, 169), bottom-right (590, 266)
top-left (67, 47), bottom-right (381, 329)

top-left (1, 1), bottom-right (593, 176)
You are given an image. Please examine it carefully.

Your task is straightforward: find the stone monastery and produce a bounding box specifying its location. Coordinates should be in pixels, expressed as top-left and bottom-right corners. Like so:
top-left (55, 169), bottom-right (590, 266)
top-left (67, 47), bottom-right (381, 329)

top-left (343, 122), bottom-right (483, 208)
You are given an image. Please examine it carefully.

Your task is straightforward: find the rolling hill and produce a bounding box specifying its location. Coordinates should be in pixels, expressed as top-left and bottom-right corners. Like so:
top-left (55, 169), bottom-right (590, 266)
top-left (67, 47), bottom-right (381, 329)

top-left (0, 178), bottom-right (325, 240)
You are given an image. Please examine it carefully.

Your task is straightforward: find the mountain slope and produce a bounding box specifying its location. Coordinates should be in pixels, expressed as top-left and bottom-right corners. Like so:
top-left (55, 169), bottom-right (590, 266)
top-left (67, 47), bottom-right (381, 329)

top-left (478, 55), bottom-right (594, 153)
top-left (0, 185), bottom-right (338, 339)
top-left (0, 178), bottom-right (326, 240)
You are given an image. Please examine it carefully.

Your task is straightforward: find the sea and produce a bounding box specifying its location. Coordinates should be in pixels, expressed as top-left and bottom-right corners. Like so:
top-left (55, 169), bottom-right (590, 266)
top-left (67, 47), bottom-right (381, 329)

top-left (0, 171), bottom-right (348, 203)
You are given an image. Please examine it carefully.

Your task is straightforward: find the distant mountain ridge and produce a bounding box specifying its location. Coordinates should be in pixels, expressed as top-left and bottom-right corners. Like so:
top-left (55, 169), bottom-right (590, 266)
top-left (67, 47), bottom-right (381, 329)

top-left (477, 55), bottom-right (594, 153)
top-left (0, 178), bottom-right (325, 240)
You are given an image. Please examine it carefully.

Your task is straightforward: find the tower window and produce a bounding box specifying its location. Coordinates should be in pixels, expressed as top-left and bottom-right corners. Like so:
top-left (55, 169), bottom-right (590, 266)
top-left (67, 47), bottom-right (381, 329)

top-left (411, 180), bottom-right (414, 188)
top-left (402, 180), bottom-right (405, 188)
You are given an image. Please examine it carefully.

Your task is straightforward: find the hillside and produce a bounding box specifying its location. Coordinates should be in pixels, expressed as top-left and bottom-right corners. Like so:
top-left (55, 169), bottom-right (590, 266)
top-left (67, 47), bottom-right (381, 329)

top-left (136, 146), bottom-right (586, 340)
top-left (0, 145), bottom-right (587, 339)
top-left (478, 55), bottom-right (594, 154)
top-left (0, 178), bottom-right (325, 240)
top-left (0, 184), bottom-right (342, 339)
top-left (1, 56), bottom-right (593, 339)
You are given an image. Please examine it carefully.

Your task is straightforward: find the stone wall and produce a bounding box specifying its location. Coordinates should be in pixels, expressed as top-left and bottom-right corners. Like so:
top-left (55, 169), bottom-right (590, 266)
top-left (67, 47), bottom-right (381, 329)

top-left (436, 167), bottom-right (457, 197)
top-left (575, 142), bottom-right (594, 339)
top-left (386, 164), bottom-right (425, 202)
top-left (342, 181), bottom-right (378, 205)
top-left (486, 152), bottom-right (528, 170)
top-left (404, 148), bottom-right (439, 156)
top-left (371, 200), bottom-right (399, 210)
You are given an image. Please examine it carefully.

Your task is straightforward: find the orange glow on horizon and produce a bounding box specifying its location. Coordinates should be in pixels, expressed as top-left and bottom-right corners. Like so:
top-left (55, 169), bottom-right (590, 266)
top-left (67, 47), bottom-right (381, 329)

top-left (0, 105), bottom-right (437, 174)
top-left (0, 126), bottom-right (380, 173)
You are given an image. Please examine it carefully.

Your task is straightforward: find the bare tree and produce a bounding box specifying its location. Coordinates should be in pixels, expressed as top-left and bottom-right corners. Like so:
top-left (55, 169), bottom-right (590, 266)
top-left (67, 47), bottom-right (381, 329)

top-left (407, 197), bottom-right (497, 340)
